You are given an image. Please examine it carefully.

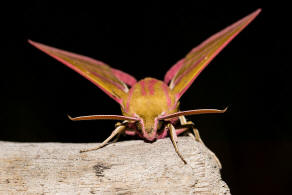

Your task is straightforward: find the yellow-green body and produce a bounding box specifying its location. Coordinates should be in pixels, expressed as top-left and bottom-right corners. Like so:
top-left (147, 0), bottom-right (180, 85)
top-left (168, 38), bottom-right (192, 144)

top-left (122, 78), bottom-right (178, 140)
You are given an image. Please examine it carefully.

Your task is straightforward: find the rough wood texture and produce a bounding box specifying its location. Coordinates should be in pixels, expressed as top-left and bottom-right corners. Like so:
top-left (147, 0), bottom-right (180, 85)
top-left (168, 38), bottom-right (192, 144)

top-left (0, 136), bottom-right (230, 195)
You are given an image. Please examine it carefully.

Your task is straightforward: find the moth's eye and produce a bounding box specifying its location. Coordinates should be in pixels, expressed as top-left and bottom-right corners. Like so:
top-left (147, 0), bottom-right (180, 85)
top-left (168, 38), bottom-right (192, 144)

top-left (136, 121), bottom-right (142, 130)
top-left (156, 120), bottom-right (165, 134)
top-left (157, 120), bottom-right (163, 130)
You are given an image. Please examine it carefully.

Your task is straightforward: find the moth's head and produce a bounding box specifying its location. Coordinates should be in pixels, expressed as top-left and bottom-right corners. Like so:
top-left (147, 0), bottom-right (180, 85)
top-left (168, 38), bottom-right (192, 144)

top-left (134, 113), bottom-right (164, 141)
top-left (130, 102), bottom-right (178, 141)
top-left (122, 100), bottom-right (179, 141)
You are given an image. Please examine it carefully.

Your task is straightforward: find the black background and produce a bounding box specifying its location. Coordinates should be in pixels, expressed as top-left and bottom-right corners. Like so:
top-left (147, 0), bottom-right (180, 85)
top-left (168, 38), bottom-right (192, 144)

top-left (2, 2), bottom-right (291, 194)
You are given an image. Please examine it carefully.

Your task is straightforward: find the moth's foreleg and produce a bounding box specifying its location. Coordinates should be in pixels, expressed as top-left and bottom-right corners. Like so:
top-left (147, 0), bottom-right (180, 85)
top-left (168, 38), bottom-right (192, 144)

top-left (111, 131), bottom-right (121, 144)
top-left (178, 116), bottom-right (222, 168)
top-left (111, 121), bottom-right (128, 143)
top-left (80, 124), bottom-right (126, 153)
top-left (168, 123), bottom-right (187, 164)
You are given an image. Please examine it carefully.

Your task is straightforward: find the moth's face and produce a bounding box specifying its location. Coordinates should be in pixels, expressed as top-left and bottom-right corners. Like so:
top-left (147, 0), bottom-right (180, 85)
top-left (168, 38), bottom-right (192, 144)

top-left (134, 115), bottom-right (164, 141)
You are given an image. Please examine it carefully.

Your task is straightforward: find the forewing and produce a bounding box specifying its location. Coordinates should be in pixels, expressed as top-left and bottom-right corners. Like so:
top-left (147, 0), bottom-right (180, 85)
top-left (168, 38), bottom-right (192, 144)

top-left (29, 40), bottom-right (137, 105)
top-left (165, 9), bottom-right (261, 100)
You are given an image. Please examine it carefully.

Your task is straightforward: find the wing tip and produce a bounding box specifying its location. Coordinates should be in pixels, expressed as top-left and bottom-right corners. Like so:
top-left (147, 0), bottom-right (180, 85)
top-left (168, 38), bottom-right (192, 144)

top-left (249, 8), bottom-right (262, 20)
top-left (28, 39), bottom-right (44, 50)
top-left (28, 39), bottom-right (37, 46)
top-left (255, 8), bottom-right (262, 14)
top-left (28, 39), bottom-right (35, 46)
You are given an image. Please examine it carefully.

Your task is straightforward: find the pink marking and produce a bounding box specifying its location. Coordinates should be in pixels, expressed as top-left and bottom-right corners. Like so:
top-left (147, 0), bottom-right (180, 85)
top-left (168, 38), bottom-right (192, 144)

top-left (148, 79), bottom-right (157, 95)
top-left (127, 121), bottom-right (137, 129)
top-left (170, 117), bottom-right (179, 124)
top-left (161, 83), bottom-right (172, 108)
top-left (154, 118), bottom-right (159, 131)
top-left (175, 128), bottom-right (188, 136)
top-left (140, 80), bottom-right (146, 96)
top-left (28, 40), bottom-right (137, 87)
top-left (176, 65), bottom-right (205, 101)
top-left (169, 101), bottom-right (179, 112)
top-left (177, 9), bottom-right (261, 101)
top-left (188, 9), bottom-right (261, 56)
top-left (134, 113), bottom-right (157, 141)
top-left (28, 40), bottom-right (125, 105)
top-left (136, 131), bottom-right (144, 139)
top-left (162, 9), bottom-right (261, 101)
top-left (137, 116), bottom-right (145, 138)
top-left (143, 133), bottom-right (156, 141)
top-left (125, 86), bottom-right (135, 112)
top-left (155, 125), bottom-right (187, 139)
top-left (164, 58), bottom-right (185, 84)
top-left (29, 40), bottom-right (109, 67)
top-left (90, 71), bottom-right (126, 91)
top-left (172, 55), bottom-right (206, 87)
top-left (111, 68), bottom-right (137, 86)
top-left (156, 126), bottom-right (169, 139)
top-left (125, 130), bottom-right (136, 136)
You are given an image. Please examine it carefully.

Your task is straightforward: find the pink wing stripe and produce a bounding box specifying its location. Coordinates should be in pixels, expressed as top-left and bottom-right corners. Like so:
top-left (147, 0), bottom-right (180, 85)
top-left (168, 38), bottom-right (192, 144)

top-left (68, 114), bottom-right (138, 121)
top-left (176, 61), bottom-right (207, 101)
top-left (176, 9), bottom-right (261, 100)
top-left (163, 9), bottom-right (261, 100)
top-left (28, 40), bottom-right (123, 104)
top-left (90, 71), bottom-right (125, 91)
top-left (111, 68), bottom-right (137, 86)
top-left (173, 56), bottom-right (205, 87)
top-left (30, 40), bottom-right (109, 70)
top-left (30, 40), bottom-right (136, 87)
top-left (164, 58), bottom-right (185, 84)
top-left (190, 9), bottom-right (261, 56)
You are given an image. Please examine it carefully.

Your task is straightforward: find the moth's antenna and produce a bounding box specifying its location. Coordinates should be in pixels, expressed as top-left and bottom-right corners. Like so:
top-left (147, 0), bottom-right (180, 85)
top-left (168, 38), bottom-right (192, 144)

top-left (158, 107), bottom-right (227, 120)
top-left (68, 114), bottom-right (138, 121)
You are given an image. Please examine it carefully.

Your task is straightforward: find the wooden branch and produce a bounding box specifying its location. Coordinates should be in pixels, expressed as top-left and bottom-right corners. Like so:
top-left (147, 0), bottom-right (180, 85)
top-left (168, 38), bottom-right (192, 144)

top-left (0, 136), bottom-right (230, 194)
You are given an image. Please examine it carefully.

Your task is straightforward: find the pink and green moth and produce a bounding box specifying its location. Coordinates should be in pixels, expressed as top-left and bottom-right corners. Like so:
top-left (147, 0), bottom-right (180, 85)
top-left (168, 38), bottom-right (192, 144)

top-left (29, 9), bottom-right (261, 165)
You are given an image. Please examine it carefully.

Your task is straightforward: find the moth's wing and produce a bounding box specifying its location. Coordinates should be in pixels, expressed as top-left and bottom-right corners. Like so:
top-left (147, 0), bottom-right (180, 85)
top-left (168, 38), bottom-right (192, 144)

top-left (111, 68), bottom-right (136, 87)
top-left (164, 9), bottom-right (261, 100)
top-left (29, 40), bottom-right (137, 105)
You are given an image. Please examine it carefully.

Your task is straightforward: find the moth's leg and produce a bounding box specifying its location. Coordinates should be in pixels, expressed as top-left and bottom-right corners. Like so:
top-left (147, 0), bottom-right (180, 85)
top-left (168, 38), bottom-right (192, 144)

top-left (168, 123), bottom-right (187, 164)
top-left (80, 124), bottom-right (126, 153)
top-left (111, 133), bottom-right (121, 143)
top-left (111, 121), bottom-right (128, 143)
top-left (178, 116), bottom-right (202, 142)
top-left (178, 116), bottom-right (222, 168)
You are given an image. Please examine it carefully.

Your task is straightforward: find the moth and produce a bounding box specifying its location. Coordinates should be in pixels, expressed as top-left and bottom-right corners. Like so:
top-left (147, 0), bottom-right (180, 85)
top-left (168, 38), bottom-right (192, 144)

top-left (29, 9), bottom-right (261, 165)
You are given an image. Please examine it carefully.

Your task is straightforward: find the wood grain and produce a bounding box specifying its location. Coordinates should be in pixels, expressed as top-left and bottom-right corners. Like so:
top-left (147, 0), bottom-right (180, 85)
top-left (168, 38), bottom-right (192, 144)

top-left (0, 136), bottom-right (230, 195)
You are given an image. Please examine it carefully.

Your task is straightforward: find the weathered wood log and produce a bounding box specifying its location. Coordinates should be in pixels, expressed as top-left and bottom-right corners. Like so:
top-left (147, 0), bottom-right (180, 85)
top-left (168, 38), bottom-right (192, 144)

top-left (0, 136), bottom-right (230, 194)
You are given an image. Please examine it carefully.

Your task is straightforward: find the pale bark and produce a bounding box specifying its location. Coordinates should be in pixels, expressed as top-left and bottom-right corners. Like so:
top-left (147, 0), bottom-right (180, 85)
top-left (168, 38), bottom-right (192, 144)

top-left (0, 136), bottom-right (230, 195)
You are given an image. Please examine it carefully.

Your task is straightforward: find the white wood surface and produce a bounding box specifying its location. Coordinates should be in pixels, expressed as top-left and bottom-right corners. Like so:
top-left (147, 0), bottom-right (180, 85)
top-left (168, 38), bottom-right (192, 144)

top-left (0, 136), bottom-right (230, 195)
